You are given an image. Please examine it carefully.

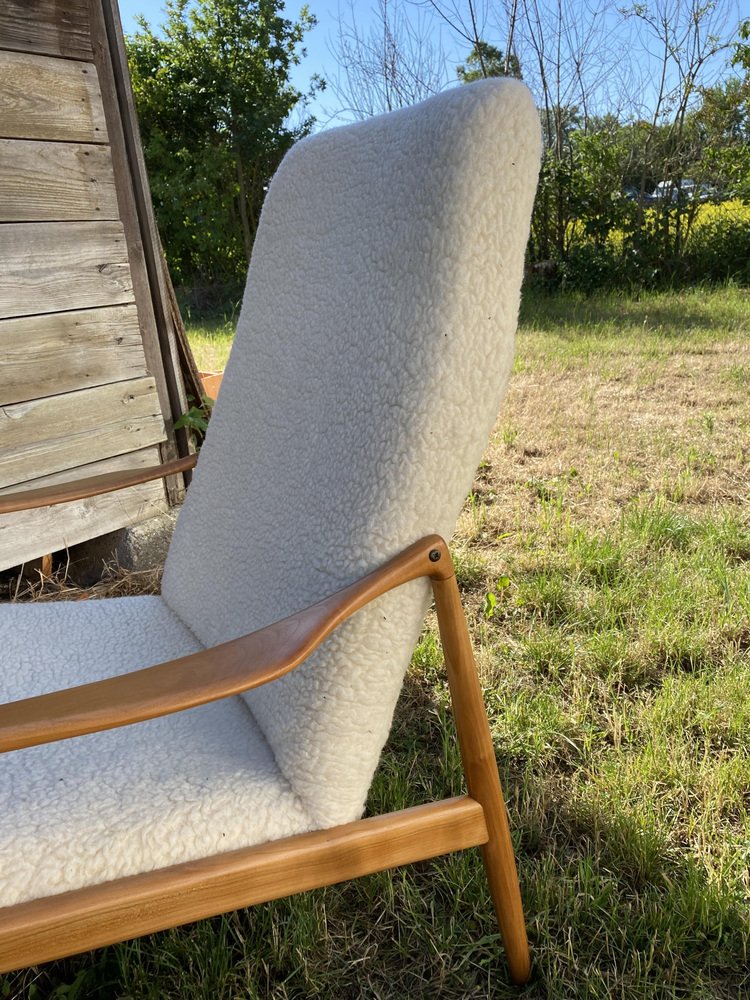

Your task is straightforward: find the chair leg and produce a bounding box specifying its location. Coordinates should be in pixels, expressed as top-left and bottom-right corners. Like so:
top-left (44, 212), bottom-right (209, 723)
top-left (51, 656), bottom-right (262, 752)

top-left (432, 572), bottom-right (531, 986)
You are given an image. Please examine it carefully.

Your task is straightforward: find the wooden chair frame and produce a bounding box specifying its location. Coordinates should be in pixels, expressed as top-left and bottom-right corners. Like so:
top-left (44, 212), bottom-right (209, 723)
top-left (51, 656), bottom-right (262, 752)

top-left (0, 461), bottom-right (531, 984)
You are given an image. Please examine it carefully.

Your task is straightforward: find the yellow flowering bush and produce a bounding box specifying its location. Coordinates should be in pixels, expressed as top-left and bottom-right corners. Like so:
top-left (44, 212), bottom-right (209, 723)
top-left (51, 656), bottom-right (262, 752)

top-left (684, 199), bottom-right (750, 282)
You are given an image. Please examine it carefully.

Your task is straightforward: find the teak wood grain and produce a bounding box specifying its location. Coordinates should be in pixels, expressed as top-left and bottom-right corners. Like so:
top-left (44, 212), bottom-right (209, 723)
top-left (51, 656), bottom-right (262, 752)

top-left (0, 536), bottom-right (453, 753)
top-left (0, 50), bottom-right (107, 143)
top-left (0, 221), bottom-right (133, 320)
top-left (432, 574), bottom-right (532, 984)
top-left (0, 1), bottom-right (92, 61)
top-left (0, 139), bottom-right (118, 222)
top-left (0, 797), bottom-right (487, 972)
top-left (0, 453), bottom-right (197, 515)
top-left (0, 444), bottom-right (164, 497)
top-left (0, 305), bottom-right (147, 405)
top-left (0, 478), bottom-right (167, 573)
top-left (0, 376), bottom-right (165, 490)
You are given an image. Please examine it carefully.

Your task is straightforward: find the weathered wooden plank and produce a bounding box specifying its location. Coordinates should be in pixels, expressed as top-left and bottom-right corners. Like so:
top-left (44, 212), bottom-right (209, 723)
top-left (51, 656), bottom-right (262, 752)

top-left (0, 446), bottom-right (164, 496)
top-left (89, 1), bottom-right (185, 484)
top-left (0, 51), bottom-right (107, 143)
top-left (0, 452), bottom-right (191, 515)
top-left (0, 2), bottom-right (92, 62)
top-left (102, 0), bottom-right (193, 432)
top-left (0, 139), bottom-right (118, 222)
top-left (0, 480), bottom-right (167, 572)
top-left (0, 377), bottom-right (166, 489)
top-left (0, 305), bottom-right (148, 405)
top-left (0, 221), bottom-right (133, 319)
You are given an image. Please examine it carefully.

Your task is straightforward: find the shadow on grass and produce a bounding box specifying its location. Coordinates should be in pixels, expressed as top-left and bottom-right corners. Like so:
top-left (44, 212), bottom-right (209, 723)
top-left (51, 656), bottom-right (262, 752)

top-left (2, 673), bottom-right (747, 999)
top-left (516, 783), bottom-right (750, 998)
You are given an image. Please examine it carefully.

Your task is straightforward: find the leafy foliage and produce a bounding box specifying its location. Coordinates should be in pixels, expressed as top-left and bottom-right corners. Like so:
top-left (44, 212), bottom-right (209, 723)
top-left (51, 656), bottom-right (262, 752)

top-left (525, 84), bottom-right (750, 291)
top-left (456, 12), bottom-right (750, 292)
top-left (126, 0), bottom-right (321, 285)
top-left (174, 393), bottom-right (214, 447)
top-left (456, 41), bottom-right (521, 82)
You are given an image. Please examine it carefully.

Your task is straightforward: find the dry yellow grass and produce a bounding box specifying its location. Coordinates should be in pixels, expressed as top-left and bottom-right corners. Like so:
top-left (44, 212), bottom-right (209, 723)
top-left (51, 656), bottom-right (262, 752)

top-left (456, 289), bottom-right (750, 559)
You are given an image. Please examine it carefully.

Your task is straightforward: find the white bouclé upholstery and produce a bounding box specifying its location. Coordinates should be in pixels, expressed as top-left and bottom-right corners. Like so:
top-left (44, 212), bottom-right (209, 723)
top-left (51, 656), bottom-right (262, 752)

top-left (162, 79), bottom-right (541, 825)
top-left (0, 598), bottom-right (311, 907)
top-left (0, 79), bottom-right (540, 906)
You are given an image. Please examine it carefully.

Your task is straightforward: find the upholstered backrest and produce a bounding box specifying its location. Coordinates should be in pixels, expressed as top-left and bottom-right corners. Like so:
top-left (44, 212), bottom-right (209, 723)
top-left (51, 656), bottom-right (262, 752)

top-left (162, 79), bottom-right (540, 828)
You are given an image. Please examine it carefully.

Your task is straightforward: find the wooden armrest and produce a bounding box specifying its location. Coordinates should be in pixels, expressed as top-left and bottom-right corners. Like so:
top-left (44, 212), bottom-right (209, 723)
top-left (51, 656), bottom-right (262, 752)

top-left (0, 535), bottom-right (454, 754)
top-left (0, 455), bottom-right (198, 515)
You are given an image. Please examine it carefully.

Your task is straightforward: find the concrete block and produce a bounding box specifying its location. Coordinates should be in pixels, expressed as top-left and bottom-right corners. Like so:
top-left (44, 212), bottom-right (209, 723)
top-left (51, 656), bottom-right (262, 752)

top-left (68, 509), bottom-right (178, 585)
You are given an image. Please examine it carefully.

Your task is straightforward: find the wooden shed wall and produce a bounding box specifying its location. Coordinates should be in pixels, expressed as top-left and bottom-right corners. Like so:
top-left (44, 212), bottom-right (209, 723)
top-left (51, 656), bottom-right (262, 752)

top-left (0, 1), bottom-right (191, 572)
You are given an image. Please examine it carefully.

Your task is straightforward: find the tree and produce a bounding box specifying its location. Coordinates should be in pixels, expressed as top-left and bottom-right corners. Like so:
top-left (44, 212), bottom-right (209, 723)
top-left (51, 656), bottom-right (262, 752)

top-left (327, 0), bottom-right (448, 120)
top-left (456, 40), bottom-right (521, 81)
top-left (736, 18), bottom-right (750, 73)
top-left (726, 22), bottom-right (750, 197)
top-left (127, 0), bottom-right (321, 287)
top-left (617, 0), bottom-right (739, 265)
top-left (679, 78), bottom-right (750, 198)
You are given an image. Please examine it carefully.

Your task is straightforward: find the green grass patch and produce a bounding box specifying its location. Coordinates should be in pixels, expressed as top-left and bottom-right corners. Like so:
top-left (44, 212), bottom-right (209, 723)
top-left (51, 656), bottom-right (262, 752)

top-left (516, 284), bottom-right (750, 376)
top-left (184, 316), bottom-right (235, 372)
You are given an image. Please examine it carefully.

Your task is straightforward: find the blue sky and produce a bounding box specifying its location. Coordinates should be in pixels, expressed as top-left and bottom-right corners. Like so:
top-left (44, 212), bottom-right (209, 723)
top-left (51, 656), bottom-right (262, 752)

top-left (117, 0), bottom-right (749, 128)
top-left (118, 1), bottom-right (334, 82)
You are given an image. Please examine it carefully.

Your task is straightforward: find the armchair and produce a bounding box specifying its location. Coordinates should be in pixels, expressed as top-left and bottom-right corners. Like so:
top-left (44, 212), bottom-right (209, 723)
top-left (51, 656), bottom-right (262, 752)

top-left (0, 78), bottom-right (541, 984)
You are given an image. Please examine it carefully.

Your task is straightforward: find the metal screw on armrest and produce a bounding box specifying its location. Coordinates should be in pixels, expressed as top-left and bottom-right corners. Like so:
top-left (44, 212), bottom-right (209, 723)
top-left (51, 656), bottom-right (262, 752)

top-left (429, 549), bottom-right (441, 562)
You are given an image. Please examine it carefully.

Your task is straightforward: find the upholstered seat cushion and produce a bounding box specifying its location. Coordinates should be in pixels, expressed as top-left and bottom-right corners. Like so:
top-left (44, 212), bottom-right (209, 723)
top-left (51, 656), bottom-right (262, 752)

top-left (0, 596), bottom-right (313, 908)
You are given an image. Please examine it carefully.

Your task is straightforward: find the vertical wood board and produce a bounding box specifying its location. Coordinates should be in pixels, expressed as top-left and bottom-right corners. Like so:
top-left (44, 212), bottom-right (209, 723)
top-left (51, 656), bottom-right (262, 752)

top-left (0, 305), bottom-right (148, 405)
top-left (0, 2), bottom-right (92, 61)
top-left (94, 0), bottom-right (189, 478)
top-left (0, 139), bottom-right (118, 221)
top-left (0, 50), bottom-right (107, 142)
top-left (0, 221), bottom-right (133, 319)
top-left (0, 377), bottom-right (166, 489)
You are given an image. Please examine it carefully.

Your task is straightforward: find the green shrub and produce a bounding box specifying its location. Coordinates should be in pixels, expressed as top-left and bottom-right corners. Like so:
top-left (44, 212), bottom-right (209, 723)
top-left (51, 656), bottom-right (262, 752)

top-left (559, 242), bottom-right (624, 293)
top-left (533, 200), bottom-right (750, 292)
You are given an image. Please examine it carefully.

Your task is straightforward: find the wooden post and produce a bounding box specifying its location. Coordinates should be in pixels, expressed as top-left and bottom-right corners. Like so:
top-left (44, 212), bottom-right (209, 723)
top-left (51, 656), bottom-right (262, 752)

top-left (432, 571), bottom-right (532, 985)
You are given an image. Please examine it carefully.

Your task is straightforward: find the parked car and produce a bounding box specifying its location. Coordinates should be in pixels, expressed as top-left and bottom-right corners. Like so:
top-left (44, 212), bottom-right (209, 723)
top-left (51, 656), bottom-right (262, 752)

top-left (649, 179), bottom-right (717, 204)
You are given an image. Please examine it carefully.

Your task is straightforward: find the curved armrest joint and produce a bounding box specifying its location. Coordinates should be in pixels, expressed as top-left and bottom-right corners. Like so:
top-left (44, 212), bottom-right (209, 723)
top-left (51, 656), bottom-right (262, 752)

top-left (0, 535), bottom-right (454, 753)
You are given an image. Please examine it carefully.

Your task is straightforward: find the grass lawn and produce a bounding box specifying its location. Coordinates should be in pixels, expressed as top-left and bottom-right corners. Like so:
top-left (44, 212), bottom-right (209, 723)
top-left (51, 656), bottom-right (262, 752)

top-left (4, 286), bottom-right (749, 998)
top-left (186, 314), bottom-right (235, 373)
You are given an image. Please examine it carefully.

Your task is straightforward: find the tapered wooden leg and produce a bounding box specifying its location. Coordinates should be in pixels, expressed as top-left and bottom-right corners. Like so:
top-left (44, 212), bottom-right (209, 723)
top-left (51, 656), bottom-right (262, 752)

top-left (432, 572), bottom-right (531, 986)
